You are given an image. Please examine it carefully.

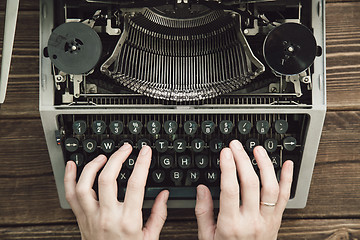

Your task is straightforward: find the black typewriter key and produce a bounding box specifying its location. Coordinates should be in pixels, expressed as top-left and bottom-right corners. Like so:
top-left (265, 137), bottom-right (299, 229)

top-left (128, 120), bottom-right (143, 135)
top-left (173, 139), bottom-right (187, 153)
top-left (205, 169), bottom-right (219, 183)
top-left (100, 139), bottom-right (115, 153)
top-left (275, 120), bottom-right (289, 134)
top-left (191, 139), bottom-right (205, 153)
top-left (245, 138), bottom-right (260, 152)
top-left (147, 120), bottom-right (161, 134)
top-left (187, 169), bottom-right (200, 183)
top-left (152, 169), bottom-right (165, 183)
top-left (125, 155), bottom-right (136, 169)
top-left (155, 139), bottom-right (169, 153)
top-left (160, 155), bottom-right (174, 169)
top-left (83, 139), bottom-right (97, 153)
top-left (164, 120), bottom-right (178, 134)
top-left (184, 121), bottom-right (198, 135)
top-left (270, 155), bottom-right (281, 169)
top-left (201, 121), bottom-right (216, 135)
top-left (137, 138), bottom-right (151, 150)
top-left (119, 139), bottom-right (134, 148)
top-left (64, 137), bottom-right (80, 152)
top-left (256, 120), bottom-right (270, 134)
top-left (209, 138), bottom-right (224, 153)
top-left (264, 138), bottom-right (278, 153)
top-left (250, 157), bottom-right (259, 171)
top-left (195, 155), bottom-right (209, 168)
top-left (283, 136), bottom-right (297, 151)
top-left (212, 156), bottom-right (220, 168)
top-left (109, 121), bottom-right (123, 135)
top-left (73, 120), bottom-right (87, 135)
top-left (170, 169), bottom-right (184, 183)
top-left (238, 120), bottom-right (252, 134)
top-left (178, 155), bottom-right (192, 169)
top-left (69, 153), bottom-right (84, 167)
top-left (118, 169), bottom-right (130, 183)
top-left (219, 120), bottom-right (234, 134)
top-left (92, 120), bottom-right (106, 135)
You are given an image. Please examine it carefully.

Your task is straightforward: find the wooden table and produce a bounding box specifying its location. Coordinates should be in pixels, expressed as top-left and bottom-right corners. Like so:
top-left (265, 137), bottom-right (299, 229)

top-left (1, 0), bottom-right (359, 239)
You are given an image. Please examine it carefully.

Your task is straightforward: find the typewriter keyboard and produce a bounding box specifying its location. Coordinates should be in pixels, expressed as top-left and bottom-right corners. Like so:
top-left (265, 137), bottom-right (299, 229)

top-left (58, 114), bottom-right (308, 200)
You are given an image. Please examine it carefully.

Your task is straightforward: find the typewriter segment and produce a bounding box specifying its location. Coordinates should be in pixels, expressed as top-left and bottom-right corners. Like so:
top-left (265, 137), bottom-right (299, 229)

top-left (40, 0), bottom-right (326, 208)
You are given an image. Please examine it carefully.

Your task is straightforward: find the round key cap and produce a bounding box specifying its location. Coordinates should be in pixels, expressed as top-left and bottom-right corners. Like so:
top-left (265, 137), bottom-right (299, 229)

top-left (238, 120), bottom-right (252, 134)
top-left (73, 120), bottom-right (87, 135)
top-left (205, 169), bottom-right (219, 183)
top-left (152, 169), bottom-right (165, 183)
top-left (64, 137), bottom-right (79, 152)
top-left (155, 139), bottom-right (169, 153)
top-left (170, 169), bottom-right (184, 183)
top-left (283, 136), bottom-right (297, 151)
top-left (250, 156), bottom-right (259, 171)
top-left (270, 154), bottom-right (281, 169)
top-left (109, 121), bottom-right (123, 135)
top-left (178, 155), bottom-right (192, 169)
top-left (191, 139), bottom-right (205, 153)
top-left (173, 139), bottom-right (187, 153)
top-left (69, 153), bottom-right (84, 167)
top-left (160, 155), bottom-right (174, 169)
top-left (195, 155), bottom-right (209, 168)
top-left (118, 169), bottom-right (131, 183)
top-left (83, 139), bottom-right (97, 153)
top-left (187, 169), bottom-right (200, 183)
top-left (201, 121), bottom-right (216, 135)
top-left (264, 138), bottom-right (278, 153)
top-left (125, 155), bottom-right (137, 169)
top-left (219, 120), bottom-right (233, 134)
top-left (128, 120), bottom-right (143, 134)
top-left (119, 139), bottom-right (134, 148)
top-left (164, 120), bottom-right (178, 134)
top-left (92, 120), bottom-right (106, 134)
top-left (209, 138), bottom-right (224, 153)
top-left (184, 121), bottom-right (198, 135)
top-left (101, 139), bottom-right (115, 153)
top-left (147, 120), bottom-right (161, 134)
top-left (275, 119), bottom-right (288, 134)
top-left (137, 138), bottom-right (151, 150)
top-left (256, 120), bottom-right (270, 134)
top-left (245, 138), bottom-right (260, 152)
top-left (212, 155), bottom-right (220, 168)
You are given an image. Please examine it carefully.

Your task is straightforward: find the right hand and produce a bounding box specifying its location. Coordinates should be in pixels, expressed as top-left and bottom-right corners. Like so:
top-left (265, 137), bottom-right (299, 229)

top-left (195, 140), bottom-right (293, 240)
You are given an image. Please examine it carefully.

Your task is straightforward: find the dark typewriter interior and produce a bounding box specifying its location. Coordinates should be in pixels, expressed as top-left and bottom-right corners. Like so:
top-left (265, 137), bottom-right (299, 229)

top-left (47, 0), bottom-right (321, 201)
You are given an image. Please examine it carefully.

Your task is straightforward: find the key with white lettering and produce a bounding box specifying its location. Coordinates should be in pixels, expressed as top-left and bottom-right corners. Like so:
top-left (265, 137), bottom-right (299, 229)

top-left (250, 156), bottom-right (259, 171)
top-left (173, 139), bottom-right (187, 153)
top-left (128, 120), bottom-right (143, 134)
top-left (119, 139), bottom-right (134, 148)
top-left (164, 120), bottom-right (178, 134)
top-left (170, 169), bottom-right (184, 183)
top-left (109, 121), bottom-right (123, 135)
top-left (238, 120), bottom-right (252, 135)
top-left (137, 138), bottom-right (151, 150)
top-left (152, 169), bottom-right (165, 183)
top-left (191, 138), bottom-right (205, 153)
top-left (184, 121), bottom-right (198, 135)
top-left (73, 120), bottom-right (87, 135)
top-left (274, 120), bottom-right (288, 134)
top-left (264, 138), bottom-right (278, 153)
top-left (92, 120), bottom-right (106, 135)
top-left (147, 120), bottom-right (161, 134)
top-left (195, 155), bottom-right (209, 168)
top-left (256, 120), bottom-right (270, 134)
top-left (186, 169), bottom-right (200, 183)
top-left (118, 169), bottom-right (130, 183)
top-left (101, 139), bottom-right (115, 153)
top-left (125, 155), bottom-right (137, 169)
top-left (209, 138), bottom-right (224, 153)
top-left (69, 153), bottom-right (84, 167)
top-left (201, 121), bottom-right (216, 135)
top-left (83, 139), bottom-right (97, 153)
top-left (270, 154), bottom-right (281, 169)
top-left (205, 169), bottom-right (219, 183)
top-left (178, 155), bottom-right (192, 169)
top-left (155, 139), bottom-right (169, 153)
top-left (160, 155), bottom-right (174, 169)
top-left (283, 136), bottom-right (297, 151)
top-left (245, 138), bottom-right (259, 152)
top-left (212, 155), bottom-right (220, 168)
top-left (219, 120), bottom-right (233, 134)
top-left (64, 137), bottom-right (79, 152)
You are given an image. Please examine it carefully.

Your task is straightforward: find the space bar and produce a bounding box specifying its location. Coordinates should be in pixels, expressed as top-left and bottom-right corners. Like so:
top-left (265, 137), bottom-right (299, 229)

top-left (144, 186), bottom-right (220, 200)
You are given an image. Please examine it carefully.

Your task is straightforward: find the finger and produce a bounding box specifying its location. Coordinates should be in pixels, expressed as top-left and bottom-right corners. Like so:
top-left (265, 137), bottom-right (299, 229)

top-left (98, 143), bottom-right (132, 210)
top-left (219, 148), bottom-right (240, 217)
top-left (76, 154), bottom-right (107, 213)
top-left (229, 140), bottom-right (260, 214)
top-left (195, 185), bottom-right (216, 240)
top-left (64, 161), bottom-right (83, 216)
top-left (253, 146), bottom-right (279, 215)
top-left (143, 190), bottom-right (169, 240)
top-left (275, 160), bottom-right (293, 215)
top-left (123, 145), bottom-right (152, 214)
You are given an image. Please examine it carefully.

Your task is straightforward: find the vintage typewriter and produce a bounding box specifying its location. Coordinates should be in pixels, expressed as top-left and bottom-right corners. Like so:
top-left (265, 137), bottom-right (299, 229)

top-left (0, 0), bottom-right (326, 209)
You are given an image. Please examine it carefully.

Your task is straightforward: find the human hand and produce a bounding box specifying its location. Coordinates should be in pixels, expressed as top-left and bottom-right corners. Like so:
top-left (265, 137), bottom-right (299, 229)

top-left (64, 144), bottom-right (169, 240)
top-left (195, 140), bottom-right (293, 240)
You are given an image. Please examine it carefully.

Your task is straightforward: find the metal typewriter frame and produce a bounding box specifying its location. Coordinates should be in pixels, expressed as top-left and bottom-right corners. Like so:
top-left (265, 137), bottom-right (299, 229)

top-left (39, 0), bottom-right (326, 209)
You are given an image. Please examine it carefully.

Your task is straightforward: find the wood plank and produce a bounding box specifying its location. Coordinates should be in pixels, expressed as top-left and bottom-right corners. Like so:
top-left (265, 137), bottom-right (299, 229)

top-left (1, 219), bottom-right (360, 240)
top-left (0, 111), bottom-right (359, 224)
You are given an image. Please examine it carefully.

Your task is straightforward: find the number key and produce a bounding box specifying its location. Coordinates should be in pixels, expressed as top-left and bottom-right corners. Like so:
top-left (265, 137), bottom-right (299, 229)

top-left (92, 120), bottom-right (106, 134)
top-left (73, 120), bottom-right (86, 135)
top-left (129, 120), bottom-right (143, 134)
top-left (164, 120), bottom-right (178, 134)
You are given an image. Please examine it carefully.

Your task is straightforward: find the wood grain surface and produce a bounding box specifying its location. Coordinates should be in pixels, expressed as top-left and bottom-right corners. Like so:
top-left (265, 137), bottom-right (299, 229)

top-left (0, 0), bottom-right (360, 239)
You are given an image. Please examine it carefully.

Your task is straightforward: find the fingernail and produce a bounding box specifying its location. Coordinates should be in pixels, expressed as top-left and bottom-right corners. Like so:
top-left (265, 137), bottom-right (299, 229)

top-left (120, 143), bottom-right (131, 151)
top-left (224, 148), bottom-right (232, 159)
top-left (231, 140), bottom-right (243, 150)
top-left (95, 154), bottom-right (106, 162)
top-left (140, 145), bottom-right (150, 156)
top-left (163, 190), bottom-right (170, 202)
top-left (66, 161), bottom-right (72, 170)
top-left (257, 146), bottom-right (267, 157)
top-left (197, 186), bottom-right (205, 200)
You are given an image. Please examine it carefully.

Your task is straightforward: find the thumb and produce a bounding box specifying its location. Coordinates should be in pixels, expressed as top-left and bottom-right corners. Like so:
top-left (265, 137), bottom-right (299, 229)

top-left (195, 185), bottom-right (216, 240)
top-left (144, 190), bottom-right (169, 240)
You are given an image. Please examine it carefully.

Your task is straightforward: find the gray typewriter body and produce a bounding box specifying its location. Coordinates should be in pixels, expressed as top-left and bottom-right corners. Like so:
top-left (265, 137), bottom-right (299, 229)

top-left (38, 0), bottom-right (326, 209)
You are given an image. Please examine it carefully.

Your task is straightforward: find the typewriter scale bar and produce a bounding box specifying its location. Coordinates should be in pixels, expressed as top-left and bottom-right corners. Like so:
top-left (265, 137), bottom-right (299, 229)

top-left (58, 113), bottom-right (308, 201)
